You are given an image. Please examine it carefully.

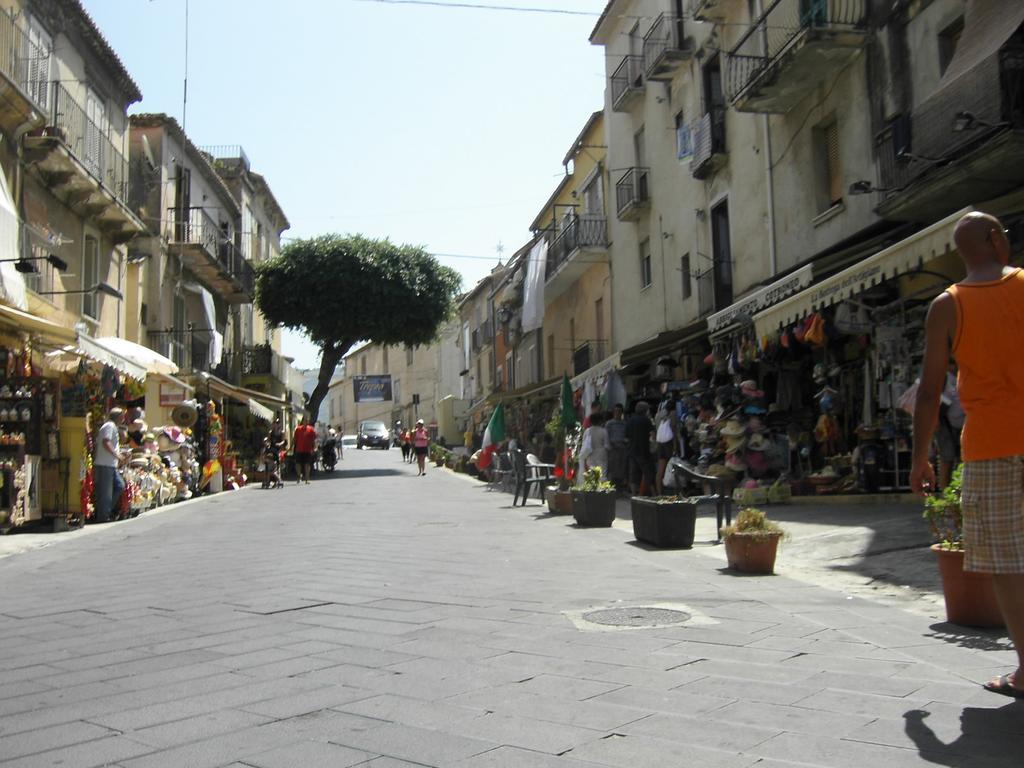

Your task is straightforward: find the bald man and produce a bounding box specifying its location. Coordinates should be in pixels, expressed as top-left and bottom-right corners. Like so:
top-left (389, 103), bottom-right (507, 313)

top-left (911, 212), bottom-right (1024, 698)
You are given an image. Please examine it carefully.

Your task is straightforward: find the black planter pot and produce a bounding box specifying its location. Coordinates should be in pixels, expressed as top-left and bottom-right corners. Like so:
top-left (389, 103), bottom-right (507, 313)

top-left (571, 490), bottom-right (617, 527)
top-left (631, 497), bottom-right (697, 548)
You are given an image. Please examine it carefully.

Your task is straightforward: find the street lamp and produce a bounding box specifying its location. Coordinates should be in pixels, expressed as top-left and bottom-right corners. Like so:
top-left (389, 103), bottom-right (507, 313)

top-left (0, 253), bottom-right (69, 274)
top-left (38, 281), bottom-right (123, 301)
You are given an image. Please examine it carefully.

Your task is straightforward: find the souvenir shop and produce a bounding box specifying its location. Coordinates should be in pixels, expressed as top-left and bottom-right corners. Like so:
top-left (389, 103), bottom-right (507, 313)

top-left (610, 209), bottom-right (968, 499)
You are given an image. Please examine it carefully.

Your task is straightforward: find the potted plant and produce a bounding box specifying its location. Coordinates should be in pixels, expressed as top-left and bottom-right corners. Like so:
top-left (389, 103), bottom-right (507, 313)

top-left (571, 467), bottom-right (617, 527)
top-left (631, 495), bottom-right (698, 548)
top-left (721, 507), bottom-right (785, 574)
top-left (545, 411), bottom-right (574, 515)
top-left (923, 466), bottom-right (1003, 627)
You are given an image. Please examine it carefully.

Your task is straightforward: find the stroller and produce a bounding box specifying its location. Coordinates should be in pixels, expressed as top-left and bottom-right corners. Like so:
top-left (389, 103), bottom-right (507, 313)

top-left (260, 438), bottom-right (284, 489)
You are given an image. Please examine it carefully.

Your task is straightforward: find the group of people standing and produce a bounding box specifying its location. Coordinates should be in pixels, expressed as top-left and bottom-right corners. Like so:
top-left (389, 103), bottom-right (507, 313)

top-left (260, 415), bottom-right (342, 488)
top-left (577, 397), bottom-right (681, 496)
top-left (397, 419), bottom-right (431, 475)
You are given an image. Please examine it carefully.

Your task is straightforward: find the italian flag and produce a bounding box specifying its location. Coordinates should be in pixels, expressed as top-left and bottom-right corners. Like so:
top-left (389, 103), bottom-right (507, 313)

top-left (478, 403), bottom-right (505, 469)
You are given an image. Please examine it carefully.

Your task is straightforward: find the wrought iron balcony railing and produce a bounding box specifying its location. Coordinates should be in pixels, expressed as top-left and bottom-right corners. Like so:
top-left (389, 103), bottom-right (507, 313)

top-left (643, 13), bottom-right (690, 78)
top-left (546, 216), bottom-right (608, 280)
top-left (50, 82), bottom-right (130, 203)
top-left (610, 55), bottom-right (645, 111)
top-left (166, 206), bottom-right (256, 298)
top-left (615, 167), bottom-right (650, 219)
top-left (726, 0), bottom-right (867, 106)
top-left (0, 11), bottom-right (49, 112)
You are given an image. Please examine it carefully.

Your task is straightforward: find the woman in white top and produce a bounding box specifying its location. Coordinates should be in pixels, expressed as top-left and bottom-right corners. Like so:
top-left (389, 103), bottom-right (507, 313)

top-left (580, 412), bottom-right (611, 479)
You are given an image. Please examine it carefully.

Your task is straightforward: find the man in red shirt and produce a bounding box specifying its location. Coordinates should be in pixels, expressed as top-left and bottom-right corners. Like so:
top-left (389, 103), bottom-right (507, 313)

top-left (293, 415), bottom-right (317, 485)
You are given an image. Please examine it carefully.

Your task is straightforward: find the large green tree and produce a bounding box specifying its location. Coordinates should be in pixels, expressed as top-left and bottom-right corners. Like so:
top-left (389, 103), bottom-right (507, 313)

top-left (255, 234), bottom-right (462, 422)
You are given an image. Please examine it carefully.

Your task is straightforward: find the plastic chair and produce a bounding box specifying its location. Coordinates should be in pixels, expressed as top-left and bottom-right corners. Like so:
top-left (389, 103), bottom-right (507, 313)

top-left (488, 451), bottom-right (514, 493)
top-left (672, 462), bottom-right (737, 542)
top-left (512, 450), bottom-right (553, 506)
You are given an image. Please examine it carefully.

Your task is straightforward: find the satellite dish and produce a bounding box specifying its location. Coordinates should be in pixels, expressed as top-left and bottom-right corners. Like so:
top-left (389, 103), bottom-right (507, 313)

top-left (140, 134), bottom-right (156, 170)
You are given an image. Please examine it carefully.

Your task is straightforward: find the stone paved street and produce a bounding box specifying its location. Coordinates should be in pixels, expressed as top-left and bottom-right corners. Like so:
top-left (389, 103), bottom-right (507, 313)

top-left (1, 450), bottom-right (1021, 767)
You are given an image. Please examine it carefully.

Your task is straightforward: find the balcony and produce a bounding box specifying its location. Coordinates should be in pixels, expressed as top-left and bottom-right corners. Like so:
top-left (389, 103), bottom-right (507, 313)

top-left (876, 47), bottom-right (1024, 222)
top-left (643, 13), bottom-right (692, 80)
top-left (0, 11), bottom-right (48, 135)
top-left (689, 0), bottom-right (729, 22)
top-left (200, 144), bottom-right (251, 173)
top-left (166, 207), bottom-right (255, 303)
top-left (615, 167), bottom-right (650, 222)
top-left (545, 215), bottom-right (609, 302)
top-left (23, 83), bottom-right (143, 242)
top-left (240, 344), bottom-right (297, 398)
top-left (725, 0), bottom-right (868, 113)
top-left (610, 55), bottom-right (644, 112)
top-left (147, 328), bottom-right (220, 377)
top-left (691, 108), bottom-right (727, 179)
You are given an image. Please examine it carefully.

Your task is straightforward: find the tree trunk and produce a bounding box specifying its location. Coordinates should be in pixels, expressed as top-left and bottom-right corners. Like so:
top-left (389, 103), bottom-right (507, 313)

top-left (306, 341), bottom-right (350, 424)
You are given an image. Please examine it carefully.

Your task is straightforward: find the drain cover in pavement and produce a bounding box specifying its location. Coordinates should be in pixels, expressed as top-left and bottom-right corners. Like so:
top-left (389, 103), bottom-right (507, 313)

top-left (581, 607), bottom-right (691, 628)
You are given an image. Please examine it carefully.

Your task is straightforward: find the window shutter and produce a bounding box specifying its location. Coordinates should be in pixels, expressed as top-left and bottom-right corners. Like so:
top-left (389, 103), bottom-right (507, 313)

top-left (826, 122), bottom-right (842, 205)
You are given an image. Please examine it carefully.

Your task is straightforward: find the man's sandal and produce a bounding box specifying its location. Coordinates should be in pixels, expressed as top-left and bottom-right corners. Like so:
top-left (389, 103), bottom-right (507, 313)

top-left (983, 674), bottom-right (1024, 698)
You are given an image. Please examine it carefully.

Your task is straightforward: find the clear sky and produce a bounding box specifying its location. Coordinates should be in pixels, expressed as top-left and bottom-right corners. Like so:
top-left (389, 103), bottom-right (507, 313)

top-left (83, 0), bottom-right (606, 369)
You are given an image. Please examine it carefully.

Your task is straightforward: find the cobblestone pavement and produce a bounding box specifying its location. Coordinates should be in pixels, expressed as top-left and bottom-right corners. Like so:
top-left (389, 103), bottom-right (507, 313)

top-left (0, 450), bottom-right (1020, 767)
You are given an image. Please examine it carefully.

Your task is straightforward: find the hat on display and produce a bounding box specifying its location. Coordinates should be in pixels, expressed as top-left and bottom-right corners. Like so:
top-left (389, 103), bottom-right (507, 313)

top-left (743, 398), bottom-right (768, 415)
top-left (812, 363), bottom-right (827, 384)
top-left (746, 450), bottom-right (769, 473)
top-left (748, 433), bottom-right (771, 452)
top-left (706, 463), bottom-right (732, 478)
top-left (720, 418), bottom-right (746, 437)
top-left (742, 478), bottom-right (759, 489)
top-left (724, 434), bottom-right (747, 453)
top-left (725, 452), bottom-right (747, 472)
top-left (172, 402), bottom-right (198, 428)
top-left (740, 380), bottom-right (764, 399)
top-left (162, 426), bottom-right (187, 444)
top-left (747, 416), bottom-right (768, 433)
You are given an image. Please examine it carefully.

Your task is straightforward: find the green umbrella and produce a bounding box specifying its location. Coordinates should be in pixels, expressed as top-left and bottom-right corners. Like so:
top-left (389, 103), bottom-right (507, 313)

top-left (560, 373), bottom-right (577, 429)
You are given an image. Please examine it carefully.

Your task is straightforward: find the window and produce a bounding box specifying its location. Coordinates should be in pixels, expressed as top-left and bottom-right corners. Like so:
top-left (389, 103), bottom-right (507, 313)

top-left (360, 356), bottom-right (366, 375)
top-left (382, 346), bottom-right (389, 374)
top-left (675, 111), bottom-right (693, 160)
top-left (406, 345), bottom-right (414, 366)
top-left (813, 119), bottom-right (843, 211)
top-left (393, 378), bottom-right (401, 404)
top-left (84, 89), bottom-right (107, 179)
top-left (639, 238), bottom-right (652, 289)
top-left (681, 254), bottom-right (692, 299)
top-left (25, 18), bottom-right (51, 111)
top-left (506, 351), bottom-right (514, 391)
top-left (329, 398), bottom-right (335, 420)
top-left (82, 236), bottom-right (99, 318)
top-left (24, 243), bottom-right (56, 295)
top-left (547, 333), bottom-right (555, 377)
top-left (582, 173), bottom-right (604, 216)
top-left (595, 297), bottom-right (604, 356)
top-left (711, 201), bottom-right (733, 311)
top-left (939, 17), bottom-right (964, 76)
top-left (170, 293), bottom-right (186, 367)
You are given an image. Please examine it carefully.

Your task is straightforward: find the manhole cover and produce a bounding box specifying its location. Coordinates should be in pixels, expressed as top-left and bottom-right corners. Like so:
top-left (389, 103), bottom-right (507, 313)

top-left (581, 607), bottom-right (691, 628)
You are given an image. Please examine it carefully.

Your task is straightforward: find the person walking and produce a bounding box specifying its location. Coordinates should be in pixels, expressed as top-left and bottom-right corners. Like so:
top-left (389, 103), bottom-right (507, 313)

top-left (413, 419), bottom-right (430, 476)
top-left (911, 212), bottom-right (1024, 699)
top-left (93, 407), bottom-right (125, 522)
top-left (626, 401), bottom-right (655, 496)
top-left (579, 412), bottom-right (610, 478)
top-left (292, 415), bottom-right (317, 485)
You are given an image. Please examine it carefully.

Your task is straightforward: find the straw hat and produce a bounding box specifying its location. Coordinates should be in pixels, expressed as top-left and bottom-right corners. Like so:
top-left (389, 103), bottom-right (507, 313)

top-left (720, 418), bottom-right (745, 437)
top-left (724, 452), bottom-right (747, 472)
top-left (747, 433), bottom-right (771, 452)
top-left (724, 434), bottom-right (747, 453)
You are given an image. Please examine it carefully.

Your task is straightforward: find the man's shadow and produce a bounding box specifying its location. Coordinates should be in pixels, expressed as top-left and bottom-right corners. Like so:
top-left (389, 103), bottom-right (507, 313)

top-left (904, 703), bottom-right (1024, 766)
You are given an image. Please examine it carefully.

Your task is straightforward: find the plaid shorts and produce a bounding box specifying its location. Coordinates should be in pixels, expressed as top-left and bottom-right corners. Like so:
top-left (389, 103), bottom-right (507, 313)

top-left (961, 455), bottom-right (1024, 574)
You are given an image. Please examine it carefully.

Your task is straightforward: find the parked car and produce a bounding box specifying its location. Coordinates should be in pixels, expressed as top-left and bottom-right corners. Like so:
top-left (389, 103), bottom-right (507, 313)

top-left (357, 420), bottom-right (390, 449)
top-left (341, 435), bottom-right (358, 450)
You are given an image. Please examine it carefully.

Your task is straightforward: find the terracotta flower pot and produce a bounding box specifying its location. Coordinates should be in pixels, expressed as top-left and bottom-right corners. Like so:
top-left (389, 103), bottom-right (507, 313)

top-left (724, 533), bottom-right (782, 574)
top-left (547, 489), bottom-right (572, 515)
top-left (933, 545), bottom-right (1004, 628)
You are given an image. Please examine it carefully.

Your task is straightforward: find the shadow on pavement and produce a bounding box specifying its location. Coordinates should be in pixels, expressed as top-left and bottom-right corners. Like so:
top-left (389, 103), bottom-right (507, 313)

top-left (923, 622), bottom-right (1013, 652)
top-left (327, 469), bottom-right (405, 479)
top-left (903, 702), bottom-right (1024, 765)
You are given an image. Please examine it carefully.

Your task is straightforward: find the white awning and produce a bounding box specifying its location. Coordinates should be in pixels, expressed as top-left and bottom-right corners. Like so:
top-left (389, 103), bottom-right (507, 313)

top-left (0, 152), bottom-right (26, 311)
top-left (44, 334), bottom-right (148, 380)
top-left (753, 207), bottom-right (971, 338)
top-left (571, 351), bottom-right (620, 390)
top-left (707, 264), bottom-right (813, 336)
top-left (247, 398), bottom-right (274, 422)
top-left (93, 336), bottom-right (179, 376)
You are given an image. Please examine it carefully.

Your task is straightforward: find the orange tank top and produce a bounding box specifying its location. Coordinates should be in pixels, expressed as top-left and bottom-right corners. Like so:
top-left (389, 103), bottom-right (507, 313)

top-left (948, 268), bottom-right (1024, 461)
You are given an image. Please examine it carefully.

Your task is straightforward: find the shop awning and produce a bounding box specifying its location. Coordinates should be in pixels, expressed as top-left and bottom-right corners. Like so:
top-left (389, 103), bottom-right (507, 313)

top-left (571, 352), bottom-right (620, 390)
top-left (44, 333), bottom-right (149, 380)
top-left (499, 375), bottom-right (561, 402)
top-left (707, 264), bottom-right (813, 337)
top-left (195, 372), bottom-right (286, 416)
top-left (619, 319), bottom-right (708, 367)
top-left (0, 303), bottom-right (75, 344)
top-left (247, 397), bottom-right (274, 422)
top-left (94, 336), bottom-right (178, 376)
top-left (753, 206), bottom-right (971, 338)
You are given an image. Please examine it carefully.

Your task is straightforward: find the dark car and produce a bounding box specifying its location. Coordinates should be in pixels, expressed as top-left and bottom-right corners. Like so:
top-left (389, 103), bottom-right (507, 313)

top-left (357, 420), bottom-right (390, 450)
